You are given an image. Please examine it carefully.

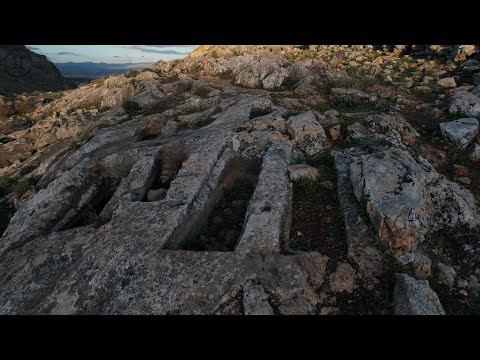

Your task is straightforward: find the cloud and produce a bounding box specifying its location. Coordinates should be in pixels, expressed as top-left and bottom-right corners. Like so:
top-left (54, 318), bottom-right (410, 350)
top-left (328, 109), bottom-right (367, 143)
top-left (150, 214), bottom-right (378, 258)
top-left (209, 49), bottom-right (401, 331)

top-left (27, 46), bottom-right (41, 51)
top-left (57, 52), bottom-right (81, 56)
top-left (113, 55), bottom-right (120, 58)
top-left (123, 45), bottom-right (192, 54)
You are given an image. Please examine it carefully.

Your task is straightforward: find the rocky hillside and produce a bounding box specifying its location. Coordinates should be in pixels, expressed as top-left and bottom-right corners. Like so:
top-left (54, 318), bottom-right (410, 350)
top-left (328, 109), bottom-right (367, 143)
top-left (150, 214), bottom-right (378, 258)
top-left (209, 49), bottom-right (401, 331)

top-left (0, 45), bottom-right (72, 97)
top-left (1, 45), bottom-right (480, 315)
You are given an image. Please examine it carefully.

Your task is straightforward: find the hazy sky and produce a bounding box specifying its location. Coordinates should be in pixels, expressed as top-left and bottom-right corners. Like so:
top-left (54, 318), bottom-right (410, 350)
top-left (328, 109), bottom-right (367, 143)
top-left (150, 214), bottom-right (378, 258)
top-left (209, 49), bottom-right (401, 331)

top-left (26, 45), bottom-right (196, 64)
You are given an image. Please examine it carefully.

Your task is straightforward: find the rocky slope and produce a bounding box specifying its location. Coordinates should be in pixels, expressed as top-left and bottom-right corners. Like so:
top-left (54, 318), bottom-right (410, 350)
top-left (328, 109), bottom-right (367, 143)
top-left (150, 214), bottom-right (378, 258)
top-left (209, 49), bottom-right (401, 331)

top-left (1, 45), bottom-right (480, 315)
top-left (0, 45), bottom-right (72, 97)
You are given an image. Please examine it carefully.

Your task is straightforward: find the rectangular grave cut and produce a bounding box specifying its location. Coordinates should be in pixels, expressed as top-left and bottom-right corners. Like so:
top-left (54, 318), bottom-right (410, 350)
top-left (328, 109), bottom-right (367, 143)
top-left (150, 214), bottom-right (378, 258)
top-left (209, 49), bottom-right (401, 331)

top-left (166, 156), bottom-right (262, 252)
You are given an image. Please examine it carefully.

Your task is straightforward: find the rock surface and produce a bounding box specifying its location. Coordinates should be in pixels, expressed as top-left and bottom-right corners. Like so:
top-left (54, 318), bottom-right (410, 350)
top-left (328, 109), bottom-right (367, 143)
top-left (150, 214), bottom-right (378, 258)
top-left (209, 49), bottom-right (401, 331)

top-left (440, 118), bottom-right (479, 149)
top-left (393, 273), bottom-right (445, 315)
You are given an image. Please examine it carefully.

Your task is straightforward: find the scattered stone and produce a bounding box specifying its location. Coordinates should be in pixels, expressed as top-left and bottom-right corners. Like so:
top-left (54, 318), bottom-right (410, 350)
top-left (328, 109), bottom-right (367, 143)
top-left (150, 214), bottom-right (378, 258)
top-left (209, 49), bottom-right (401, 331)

top-left (440, 118), bottom-right (479, 150)
top-left (347, 122), bottom-right (372, 140)
top-left (457, 279), bottom-right (469, 289)
top-left (459, 289), bottom-right (468, 297)
top-left (436, 262), bottom-right (457, 288)
top-left (287, 164), bottom-right (319, 181)
top-left (393, 273), bottom-right (445, 315)
top-left (449, 91), bottom-right (480, 118)
top-left (437, 77), bottom-right (457, 88)
top-left (329, 263), bottom-right (357, 294)
top-left (453, 164), bottom-right (469, 177)
top-left (409, 251), bottom-right (432, 280)
top-left (329, 124), bottom-right (342, 140)
top-left (147, 188), bottom-right (167, 202)
top-left (416, 143), bottom-right (448, 168)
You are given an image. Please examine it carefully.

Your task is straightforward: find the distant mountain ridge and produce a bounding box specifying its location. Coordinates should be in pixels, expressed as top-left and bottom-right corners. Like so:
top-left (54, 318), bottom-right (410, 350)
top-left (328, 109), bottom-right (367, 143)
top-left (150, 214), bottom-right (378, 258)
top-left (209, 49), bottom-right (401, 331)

top-left (56, 62), bottom-right (155, 79)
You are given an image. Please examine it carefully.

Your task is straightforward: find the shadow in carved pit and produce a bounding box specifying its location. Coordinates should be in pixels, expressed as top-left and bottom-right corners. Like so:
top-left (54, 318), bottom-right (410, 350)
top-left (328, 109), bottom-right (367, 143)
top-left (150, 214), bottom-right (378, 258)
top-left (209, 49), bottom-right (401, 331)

top-left (166, 156), bottom-right (262, 252)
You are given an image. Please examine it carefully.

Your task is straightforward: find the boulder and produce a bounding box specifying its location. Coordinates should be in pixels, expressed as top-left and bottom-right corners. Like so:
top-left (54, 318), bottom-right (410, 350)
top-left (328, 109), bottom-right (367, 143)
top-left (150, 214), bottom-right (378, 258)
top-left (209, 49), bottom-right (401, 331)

top-left (393, 273), bottom-right (445, 315)
top-left (449, 91), bottom-right (480, 118)
top-left (287, 164), bottom-right (319, 181)
top-left (147, 188), bottom-right (167, 202)
top-left (440, 118), bottom-right (479, 149)
top-left (287, 111), bottom-right (329, 155)
top-left (437, 77), bottom-right (457, 88)
top-left (348, 146), bottom-right (480, 257)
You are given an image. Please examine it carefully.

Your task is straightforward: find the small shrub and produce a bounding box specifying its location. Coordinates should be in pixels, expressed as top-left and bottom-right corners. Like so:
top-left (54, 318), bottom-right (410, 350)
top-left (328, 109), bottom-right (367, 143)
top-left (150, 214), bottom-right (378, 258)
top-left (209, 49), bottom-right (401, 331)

top-left (13, 175), bottom-right (41, 197)
top-left (19, 165), bottom-right (36, 176)
top-left (176, 81), bottom-right (192, 94)
top-left (176, 123), bottom-right (189, 132)
top-left (122, 100), bottom-right (141, 115)
top-left (277, 76), bottom-right (298, 91)
top-left (94, 76), bottom-right (108, 88)
top-left (281, 110), bottom-right (299, 119)
top-left (182, 106), bottom-right (202, 115)
top-left (193, 85), bottom-right (212, 98)
top-left (144, 97), bottom-right (174, 115)
top-left (124, 70), bottom-right (139, 78)
top-left (313, 101), bottom-right (332, 113)
top-left (289, 233), bottom-right (311, 252)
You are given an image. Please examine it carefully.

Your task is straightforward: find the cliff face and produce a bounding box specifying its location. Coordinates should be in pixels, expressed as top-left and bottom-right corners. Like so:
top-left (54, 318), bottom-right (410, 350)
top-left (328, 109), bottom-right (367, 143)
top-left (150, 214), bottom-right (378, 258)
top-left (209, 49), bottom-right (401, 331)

top-left (0, 45), bottom-right (72, 96)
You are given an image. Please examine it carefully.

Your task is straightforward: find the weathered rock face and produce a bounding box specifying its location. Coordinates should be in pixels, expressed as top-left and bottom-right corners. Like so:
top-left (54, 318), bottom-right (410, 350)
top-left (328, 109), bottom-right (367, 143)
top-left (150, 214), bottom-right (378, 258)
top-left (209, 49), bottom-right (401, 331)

top-left (440, 118), bottom-right (479, 149)
top-left (393, 273), bottom-right (445, 315)
top-left (287, 111), bottom-right (329, 155)
top-left (366, 114), bottom-right (420, 146)
top-left (0, 46), bottom-right (72, 96)
top-left (347, 146), bottom-right (480, 258)
top-left (4, 44), bottom-right (480, 315)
